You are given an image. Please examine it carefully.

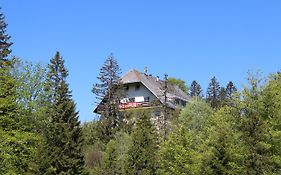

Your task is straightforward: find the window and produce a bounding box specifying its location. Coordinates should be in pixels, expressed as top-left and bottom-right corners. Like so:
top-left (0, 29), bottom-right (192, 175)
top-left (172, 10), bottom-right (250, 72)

top-left (124, 86), bottom-right (129, 91)
top-left (135, 84), bottom-right (140, 91)
top-left (144, 97), bottom-right (150, 102)
top-left (129, 97), bottom-right (135, 102)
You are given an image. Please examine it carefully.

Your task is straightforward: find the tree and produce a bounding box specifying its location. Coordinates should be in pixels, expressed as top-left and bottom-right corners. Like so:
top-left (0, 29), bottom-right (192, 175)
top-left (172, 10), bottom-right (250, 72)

top-left (218, 87), bottom-right (226, 106)
top-left (158, 100), bottom-right (213, 175)
top-left (239, 72), bottom-right (272, 175)
top-left (200, 106), bottom-right (247, 175)
top-left (42, 52), bottom-right (86, 174)
top-left (102, 131), bottom-right (132, 175)
top-left (0, 59), bottom-right (42, 174)
top-left (0, 7), bottom-right (12, 62)
top-left (0, 10), bottom-right (41, 173)
top-left (92, 53), bottom-right (124, 142)
top-left (158, 126), bottom-right (201, 175)
top-left (190, 80), bottom-right (203, 98)
top-left (206, 76), bottom-right (220, 108)
top-left (168, 77), bottom-right (188, 94)
top-left (259, 72), bottom-right (281, 174)
top-left (179, 99), bottom-right (213, 132)
top-left (225, 81), bottom-right (237, 99)
top-left (92, 53), bottom-right (122, 101)
top-left (126, 111), bottom-right (158, 175)
top-left (11, 58), bottom-right (48, 132)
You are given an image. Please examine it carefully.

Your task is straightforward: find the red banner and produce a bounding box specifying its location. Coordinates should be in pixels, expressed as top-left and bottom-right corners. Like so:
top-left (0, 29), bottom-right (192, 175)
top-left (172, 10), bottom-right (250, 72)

top-left (119, 102), bottom-right (141, 109)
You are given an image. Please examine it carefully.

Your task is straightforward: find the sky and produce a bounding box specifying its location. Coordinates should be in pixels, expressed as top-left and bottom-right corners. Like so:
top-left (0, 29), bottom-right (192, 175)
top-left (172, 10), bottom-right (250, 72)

top-left (2, 0), bottom-right (281, 122)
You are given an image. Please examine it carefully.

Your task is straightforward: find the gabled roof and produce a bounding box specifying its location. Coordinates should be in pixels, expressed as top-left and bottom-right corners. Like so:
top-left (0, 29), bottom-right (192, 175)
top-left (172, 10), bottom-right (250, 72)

top-left (121, 69), bottom-right (190, 108)
top-left (94, 69), bottom-right (190, 113)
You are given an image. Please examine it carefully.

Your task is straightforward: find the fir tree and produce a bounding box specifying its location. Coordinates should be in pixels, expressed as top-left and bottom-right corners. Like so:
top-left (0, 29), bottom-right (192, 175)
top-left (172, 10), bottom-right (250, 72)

top-left (92, 53), bottom-right (124, 142)
top-left (206, 76), bottom-right (220, 108)
top-left (0, 7), bottom-right (12, 62)
top-left (190, 80), bottom-right (203, 98)
top-left (92, 53), bottom-right (122, 101)
top-left (42, 52), bottom-right (86, 174)
top-left (218, 87), bottom-right (227, 106)
top-left (126, 111), bottom-right (158, 175)
top-left (225, 81), bottom-right (237, 99)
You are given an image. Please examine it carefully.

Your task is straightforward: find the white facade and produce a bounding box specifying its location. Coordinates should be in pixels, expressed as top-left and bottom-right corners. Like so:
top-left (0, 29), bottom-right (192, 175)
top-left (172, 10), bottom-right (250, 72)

top-left (121, 83), bottom-right (157, 103)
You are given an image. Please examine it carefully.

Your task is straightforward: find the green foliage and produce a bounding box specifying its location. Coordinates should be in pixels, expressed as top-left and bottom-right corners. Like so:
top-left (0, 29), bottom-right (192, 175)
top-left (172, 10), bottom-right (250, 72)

top-left (168, 77), bottom-right (188, 94)
top-left (84, 142), bottom-right (104, 174)
top-left (239, 72), bottom-right (272, 175)
top-left (42, 52), bottom-right (86, 174)
top-left (200, 107), bottom-right (247, 175)
top-left (11, 58), bottom-right (48, 132)
top-left (92, 53), bottom-right (124, 143)
top-left (158, 126), bottom-right (201, 175)
top-left (260, 72), bottom-right (281, 174)
top-left (179, 99), bottom-right (213, 132)
top-left (0, 62), bottom-right (17, 130)
top-left (158, 99), bottom-right (212, 175)
top-left (190, 80), bottom-right (203, 98)
top-left (102, 132), bottom-right (132, 175)
top-left (0, 130), bottom-right (42, 175)
top-left (0, 59), bottom-right (43, 174)
top-left (225, 81), bottom-right (237, 99)
top-left (126, 111), bottom-right (158, 175)
top-left (0, 8), bottom-right (12, 61)
top-left (206, 76), bottom-right (221, 108)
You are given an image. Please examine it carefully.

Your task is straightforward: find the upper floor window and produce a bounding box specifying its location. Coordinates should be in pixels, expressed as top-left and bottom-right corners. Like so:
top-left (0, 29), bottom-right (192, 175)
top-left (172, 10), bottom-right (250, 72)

top-left (135, 84), bottom-right (140, 91)
top-left (144, 97), bottom-right (150, 102)
top-left (129, 97), bottom-right (135, 102)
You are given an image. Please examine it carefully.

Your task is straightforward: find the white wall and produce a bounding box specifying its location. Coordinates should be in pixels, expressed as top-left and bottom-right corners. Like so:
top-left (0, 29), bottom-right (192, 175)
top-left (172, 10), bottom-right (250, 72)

top-left (124, 83), bottom-right (157, 102)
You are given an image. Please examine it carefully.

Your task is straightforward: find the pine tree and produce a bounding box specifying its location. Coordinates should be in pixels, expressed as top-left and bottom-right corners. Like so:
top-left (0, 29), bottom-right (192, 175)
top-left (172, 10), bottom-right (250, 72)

top-left (206, 76), bottom-right (220, 108)
top-left (190, 80), bottom-right (203, 98)
top-left (42, 52), bottom-right (86, 174)
top-left (0, 8), bottom-right (12, 62)
top-left (92, 53), bottom-right (122, 101)
top-left (218, 87), bottom-right (226, 106)
top-left (92, 53), bottom-right (124, 142)
top-left (225, 81), bottom-right (237, 99)
top-left (126, 111), bottom-right (158, 175)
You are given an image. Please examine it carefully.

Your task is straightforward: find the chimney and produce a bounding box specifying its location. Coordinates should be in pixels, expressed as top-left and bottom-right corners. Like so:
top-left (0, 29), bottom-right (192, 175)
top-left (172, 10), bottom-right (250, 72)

top-left (144, 66), bottom-right (148, 75)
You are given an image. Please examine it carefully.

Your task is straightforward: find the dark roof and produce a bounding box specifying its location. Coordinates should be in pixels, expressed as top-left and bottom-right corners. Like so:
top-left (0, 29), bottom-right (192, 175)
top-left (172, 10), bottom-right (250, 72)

top-left (121, 69), bottom-right (190, 108)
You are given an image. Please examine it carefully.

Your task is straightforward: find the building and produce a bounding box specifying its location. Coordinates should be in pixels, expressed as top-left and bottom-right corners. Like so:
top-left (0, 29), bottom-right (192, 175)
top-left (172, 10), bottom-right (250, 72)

top-left (94, 69), bottom-right (190, 114)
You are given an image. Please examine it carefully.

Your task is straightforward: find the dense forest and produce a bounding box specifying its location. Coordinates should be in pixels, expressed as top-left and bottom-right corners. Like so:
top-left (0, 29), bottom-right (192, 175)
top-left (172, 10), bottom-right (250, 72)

top-left (1, 7), bottom-right (281, 175)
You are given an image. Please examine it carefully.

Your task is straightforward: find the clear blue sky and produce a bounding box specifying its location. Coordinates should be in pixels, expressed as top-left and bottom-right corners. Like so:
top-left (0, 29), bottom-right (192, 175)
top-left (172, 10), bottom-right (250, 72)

top-left (2, 0), bottom-right (281, 122)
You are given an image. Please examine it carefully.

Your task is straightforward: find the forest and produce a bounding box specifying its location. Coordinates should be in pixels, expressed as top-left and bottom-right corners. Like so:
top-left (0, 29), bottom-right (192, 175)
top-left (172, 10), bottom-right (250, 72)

top-left (1, 7), bottom-right (281, 175)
